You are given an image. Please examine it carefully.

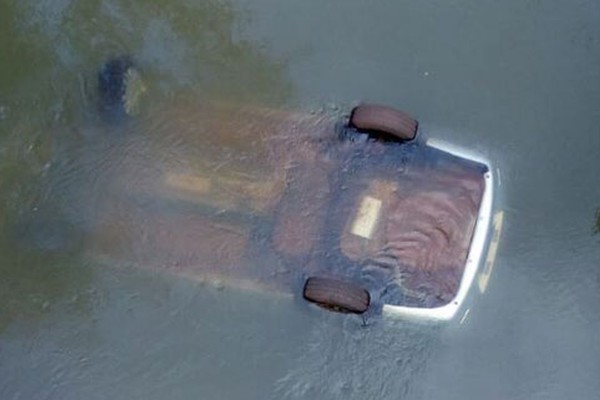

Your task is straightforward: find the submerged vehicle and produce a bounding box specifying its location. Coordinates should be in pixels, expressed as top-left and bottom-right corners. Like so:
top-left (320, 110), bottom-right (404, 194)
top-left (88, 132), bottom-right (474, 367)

top-left (89, 60), bottom-right (498, 322)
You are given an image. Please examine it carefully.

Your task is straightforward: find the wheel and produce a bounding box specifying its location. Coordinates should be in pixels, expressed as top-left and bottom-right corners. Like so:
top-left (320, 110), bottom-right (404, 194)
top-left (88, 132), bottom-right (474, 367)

top-left (349, 104), bottom-right (418, 141)
top-left (303, 277), bottom-right (370, 314)
top-left (98, 56), bottom-right (146, 121)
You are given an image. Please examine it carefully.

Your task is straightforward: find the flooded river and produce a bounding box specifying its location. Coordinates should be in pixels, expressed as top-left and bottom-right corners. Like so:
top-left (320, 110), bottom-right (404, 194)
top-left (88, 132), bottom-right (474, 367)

top-left (1, 1), bottom-right (600, 399)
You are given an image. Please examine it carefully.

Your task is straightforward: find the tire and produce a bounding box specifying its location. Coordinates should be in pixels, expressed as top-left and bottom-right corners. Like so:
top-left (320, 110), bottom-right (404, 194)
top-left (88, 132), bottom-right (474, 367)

top-left (98, 56), bottom-right (145, 122)
top-left (349, 104), bottom-right (418, 141)
top-left (303, 277), bottom-right (370, 314)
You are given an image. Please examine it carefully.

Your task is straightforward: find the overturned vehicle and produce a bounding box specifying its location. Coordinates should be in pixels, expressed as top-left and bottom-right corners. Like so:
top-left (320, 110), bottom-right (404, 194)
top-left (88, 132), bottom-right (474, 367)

top-left (89, 60), bottom-right (498, 321)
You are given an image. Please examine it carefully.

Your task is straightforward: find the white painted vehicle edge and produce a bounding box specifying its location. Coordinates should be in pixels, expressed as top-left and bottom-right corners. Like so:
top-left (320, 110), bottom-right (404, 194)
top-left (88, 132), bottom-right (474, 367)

top-left (382, 138), bottom-right (495, 321)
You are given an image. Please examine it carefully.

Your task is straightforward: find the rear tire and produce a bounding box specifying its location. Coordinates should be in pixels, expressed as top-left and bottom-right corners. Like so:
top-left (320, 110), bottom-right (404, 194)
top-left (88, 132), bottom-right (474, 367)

top-left (98, 56), bottom-right (145, 122)
top-left (303, 277), bottom-right (370, 314)
top-left (350, 104), bottom-right (418, 141)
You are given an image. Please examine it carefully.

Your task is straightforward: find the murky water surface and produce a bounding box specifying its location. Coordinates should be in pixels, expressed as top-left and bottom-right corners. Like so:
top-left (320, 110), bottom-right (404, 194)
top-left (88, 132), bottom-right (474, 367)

top-left (1, 1), bottom-right (600, 399)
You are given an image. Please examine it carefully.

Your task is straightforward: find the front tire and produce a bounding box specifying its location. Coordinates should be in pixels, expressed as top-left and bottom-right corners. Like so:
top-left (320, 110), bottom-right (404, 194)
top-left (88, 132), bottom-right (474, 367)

top-left (303, 277), bottom-right (370, 314)
top-left (349, 104), bottom-right (418, 141)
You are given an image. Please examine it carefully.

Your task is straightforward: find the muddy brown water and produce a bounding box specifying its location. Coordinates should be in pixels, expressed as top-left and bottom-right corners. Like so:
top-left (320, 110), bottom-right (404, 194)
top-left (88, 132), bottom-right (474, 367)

top-left (1, 1), bottom-right (600, 400)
